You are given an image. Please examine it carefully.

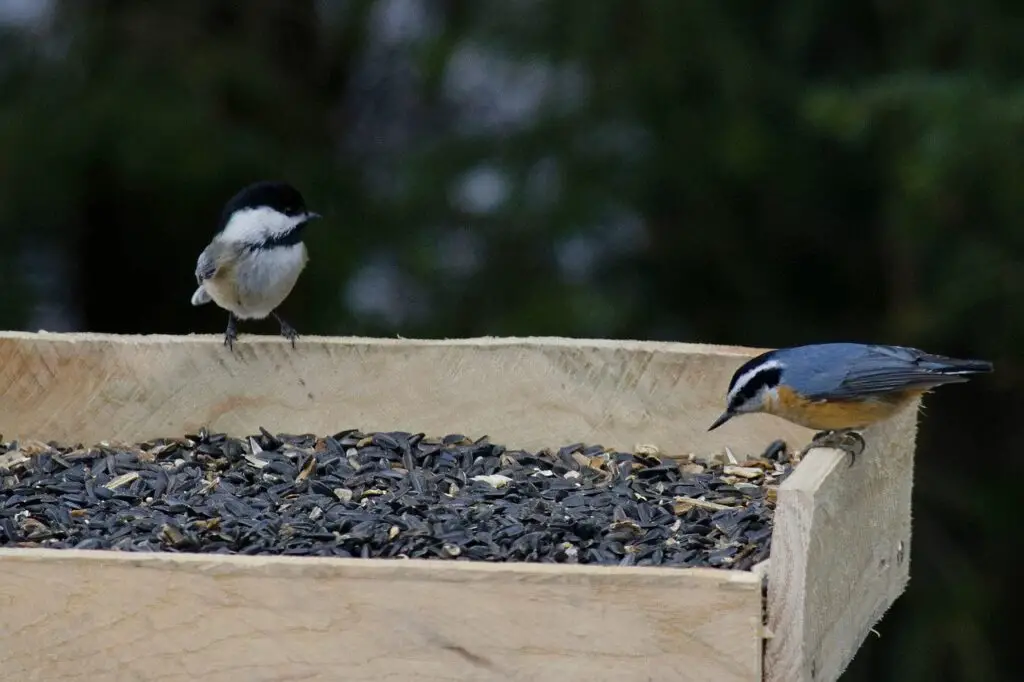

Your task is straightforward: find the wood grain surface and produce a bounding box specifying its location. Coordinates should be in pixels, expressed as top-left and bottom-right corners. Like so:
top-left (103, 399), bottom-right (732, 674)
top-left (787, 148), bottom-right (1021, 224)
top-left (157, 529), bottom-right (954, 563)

top-left (0, 549), bottom-right (763, 682)
top-left (0, 331), bottom-right (816, 456)
top-left (766, 406), bottom-right (919, 682)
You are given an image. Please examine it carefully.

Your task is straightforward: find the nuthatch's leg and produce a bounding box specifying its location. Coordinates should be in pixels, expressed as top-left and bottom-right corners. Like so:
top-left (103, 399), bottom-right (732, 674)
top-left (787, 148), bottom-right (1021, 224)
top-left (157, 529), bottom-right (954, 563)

top-left (224, 313), bottom-right (238, 351)
top-left (803, 430), bottom-right (865, 467)
top-left (272, 312), bottom-right (299, 348)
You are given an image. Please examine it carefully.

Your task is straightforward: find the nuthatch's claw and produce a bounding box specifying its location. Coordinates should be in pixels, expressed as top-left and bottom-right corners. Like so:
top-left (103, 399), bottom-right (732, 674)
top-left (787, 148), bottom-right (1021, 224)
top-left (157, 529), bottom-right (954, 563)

top-left (803, 430), bottom-right (865, 467)
top-left (762, 439), bottom-right (788, 462)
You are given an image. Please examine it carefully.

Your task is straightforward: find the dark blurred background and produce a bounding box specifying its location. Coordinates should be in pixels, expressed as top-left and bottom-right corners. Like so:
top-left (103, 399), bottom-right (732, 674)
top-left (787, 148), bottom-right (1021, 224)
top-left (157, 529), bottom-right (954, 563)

top-left (0, 1), bottom-right (1018, 679)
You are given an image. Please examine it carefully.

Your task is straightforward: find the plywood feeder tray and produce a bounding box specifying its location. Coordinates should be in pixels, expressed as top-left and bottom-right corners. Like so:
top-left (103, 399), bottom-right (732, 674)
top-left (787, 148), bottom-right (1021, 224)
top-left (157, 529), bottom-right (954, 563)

top-left (0, 332), bottom-right (917, 682)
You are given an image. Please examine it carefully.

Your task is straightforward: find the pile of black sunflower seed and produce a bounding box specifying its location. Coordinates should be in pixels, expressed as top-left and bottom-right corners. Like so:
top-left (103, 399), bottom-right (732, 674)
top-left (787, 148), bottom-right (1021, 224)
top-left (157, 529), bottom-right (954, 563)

top-left (0, 428), bottom-right (793, 570)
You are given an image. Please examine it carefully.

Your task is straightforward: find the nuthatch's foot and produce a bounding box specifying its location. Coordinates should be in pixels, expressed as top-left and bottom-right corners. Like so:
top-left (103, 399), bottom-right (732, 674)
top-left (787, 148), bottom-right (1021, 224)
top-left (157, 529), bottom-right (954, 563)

top-left (273, 312), bottom-right (299, 348)
top-left (224, 313), bottom-right (238, 351)
top-left (762, 439), bottom-right (788, 462)
top-left (803, 430), bottom-right (865, 467)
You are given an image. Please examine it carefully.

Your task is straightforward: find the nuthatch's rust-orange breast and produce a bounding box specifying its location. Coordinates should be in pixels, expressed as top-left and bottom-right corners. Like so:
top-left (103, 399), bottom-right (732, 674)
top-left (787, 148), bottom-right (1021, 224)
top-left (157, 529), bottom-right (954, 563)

top-left (708, 342), bottom-right (993, 462)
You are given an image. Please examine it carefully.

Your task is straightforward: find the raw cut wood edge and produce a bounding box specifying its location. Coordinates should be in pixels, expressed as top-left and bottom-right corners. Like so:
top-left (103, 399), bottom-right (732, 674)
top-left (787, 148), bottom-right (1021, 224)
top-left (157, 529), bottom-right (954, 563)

top-left (0, 548), bottom-right (764, 682)
top-left (765, 401), bottom-right (919, 682)
top-left (0, 331), bottom-right (816, 457)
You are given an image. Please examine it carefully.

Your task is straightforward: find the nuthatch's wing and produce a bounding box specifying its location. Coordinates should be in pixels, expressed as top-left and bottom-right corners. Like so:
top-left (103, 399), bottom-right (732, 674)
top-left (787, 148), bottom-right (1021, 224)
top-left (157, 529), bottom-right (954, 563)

top-left (807, 345), bottom-right (993, 401)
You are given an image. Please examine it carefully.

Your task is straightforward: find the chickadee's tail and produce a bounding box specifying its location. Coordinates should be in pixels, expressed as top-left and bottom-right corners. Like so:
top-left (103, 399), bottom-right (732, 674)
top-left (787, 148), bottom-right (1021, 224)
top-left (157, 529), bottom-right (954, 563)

top-left (191, 286), bottom-right (212, 306)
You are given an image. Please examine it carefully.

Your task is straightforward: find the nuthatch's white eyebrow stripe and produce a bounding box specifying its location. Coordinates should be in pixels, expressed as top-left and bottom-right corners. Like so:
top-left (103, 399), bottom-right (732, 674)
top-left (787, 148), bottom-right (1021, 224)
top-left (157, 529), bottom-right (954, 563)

top-left (727, 359), bottom-right (783, 403)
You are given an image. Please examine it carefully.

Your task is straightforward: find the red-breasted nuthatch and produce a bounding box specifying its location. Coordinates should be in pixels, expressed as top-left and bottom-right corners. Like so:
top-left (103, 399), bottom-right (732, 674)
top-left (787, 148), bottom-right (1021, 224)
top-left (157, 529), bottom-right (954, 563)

top-left (708, 342), bottom-right (993, 462)
top-left (190, 181), bottom-right (321, 350)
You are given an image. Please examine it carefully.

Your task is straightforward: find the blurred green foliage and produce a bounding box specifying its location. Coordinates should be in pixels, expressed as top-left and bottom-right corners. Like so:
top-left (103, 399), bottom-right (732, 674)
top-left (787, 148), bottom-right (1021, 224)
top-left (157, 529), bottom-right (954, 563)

top-left (0, 1), bottom-right (1019, 679)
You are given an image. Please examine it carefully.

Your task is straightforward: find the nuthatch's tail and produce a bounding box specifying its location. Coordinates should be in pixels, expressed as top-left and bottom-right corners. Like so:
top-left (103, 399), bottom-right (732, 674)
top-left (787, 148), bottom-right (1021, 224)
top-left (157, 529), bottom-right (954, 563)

top-left (921, 354), bottom-right (993, 377)
top-left (191, 286), bottom-right (212, 306)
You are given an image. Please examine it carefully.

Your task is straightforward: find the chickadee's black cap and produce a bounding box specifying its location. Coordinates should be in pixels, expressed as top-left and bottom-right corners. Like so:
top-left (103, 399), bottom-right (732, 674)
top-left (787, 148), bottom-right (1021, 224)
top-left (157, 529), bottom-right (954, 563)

top-left (220, 180), bottom-right (312, 227)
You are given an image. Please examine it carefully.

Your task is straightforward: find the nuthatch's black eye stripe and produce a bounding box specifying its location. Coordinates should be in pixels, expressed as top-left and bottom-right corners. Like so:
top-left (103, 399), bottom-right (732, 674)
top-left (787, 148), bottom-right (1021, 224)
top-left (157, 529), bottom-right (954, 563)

top-left (730, 366), bottom-right (782, 410)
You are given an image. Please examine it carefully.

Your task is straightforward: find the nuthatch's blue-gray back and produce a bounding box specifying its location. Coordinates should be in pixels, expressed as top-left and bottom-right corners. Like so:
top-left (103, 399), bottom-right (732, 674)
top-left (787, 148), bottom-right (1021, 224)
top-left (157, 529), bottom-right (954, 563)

top-left (708, 343), bottom-right (993, 460)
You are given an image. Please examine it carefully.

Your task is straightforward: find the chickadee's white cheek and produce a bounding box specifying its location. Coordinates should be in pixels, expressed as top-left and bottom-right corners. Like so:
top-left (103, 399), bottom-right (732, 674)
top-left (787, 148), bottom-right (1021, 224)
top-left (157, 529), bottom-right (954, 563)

top-left (220, 206), bottom-right (299, 242)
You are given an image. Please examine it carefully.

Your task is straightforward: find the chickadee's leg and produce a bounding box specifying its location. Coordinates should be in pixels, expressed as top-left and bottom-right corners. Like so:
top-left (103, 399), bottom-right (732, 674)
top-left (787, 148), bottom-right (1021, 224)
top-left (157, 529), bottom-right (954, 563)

top-left (272, 312), bottom-right (299, 348)
top-left (224, 313), bottom-right (238, 351)
top-left (803, 429), bottom-right (865, 466)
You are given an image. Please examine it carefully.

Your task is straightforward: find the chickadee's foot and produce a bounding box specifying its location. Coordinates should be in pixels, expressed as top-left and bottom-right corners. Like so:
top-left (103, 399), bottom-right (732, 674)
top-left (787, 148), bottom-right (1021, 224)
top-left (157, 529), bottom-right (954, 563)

top-left (273, 312), bottom-right (299, 348)
top-left (803, 430), bottom-right (865, 467)
top-left (224, 314), bottom-right (238, 351)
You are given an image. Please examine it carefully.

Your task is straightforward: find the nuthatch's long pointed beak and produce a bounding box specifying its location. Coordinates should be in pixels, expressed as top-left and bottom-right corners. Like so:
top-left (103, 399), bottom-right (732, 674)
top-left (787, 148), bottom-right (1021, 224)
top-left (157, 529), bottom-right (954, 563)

top-left (305, 211), bottom-right (321, 221)
top-left (707, 410), bottom-right (734, 432)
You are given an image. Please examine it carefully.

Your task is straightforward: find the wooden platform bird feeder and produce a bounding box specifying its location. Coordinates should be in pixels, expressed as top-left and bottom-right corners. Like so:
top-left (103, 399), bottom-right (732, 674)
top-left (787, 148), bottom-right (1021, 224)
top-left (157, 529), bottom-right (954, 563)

top-left (0, 332), bottom-right (918, 682)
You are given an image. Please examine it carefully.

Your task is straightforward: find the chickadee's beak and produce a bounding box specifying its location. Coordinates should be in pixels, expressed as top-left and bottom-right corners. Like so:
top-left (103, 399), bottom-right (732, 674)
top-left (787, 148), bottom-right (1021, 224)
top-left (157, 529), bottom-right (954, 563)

top-left (707, 410), bottom-right (734, 432)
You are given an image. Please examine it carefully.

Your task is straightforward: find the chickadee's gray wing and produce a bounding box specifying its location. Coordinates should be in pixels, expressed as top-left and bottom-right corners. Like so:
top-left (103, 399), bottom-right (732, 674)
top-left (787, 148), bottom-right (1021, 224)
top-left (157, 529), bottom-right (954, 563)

top-left (195, 247), bottom-right (218, 284)
top-left (190, 245), bottom-right (221, 306)
top-left (805, 345), bottom-right (990, 400)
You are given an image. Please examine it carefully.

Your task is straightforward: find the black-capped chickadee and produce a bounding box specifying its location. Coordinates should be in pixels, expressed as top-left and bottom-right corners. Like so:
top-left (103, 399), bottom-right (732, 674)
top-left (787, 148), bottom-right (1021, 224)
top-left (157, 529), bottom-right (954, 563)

top-left (190, 180), bottom-right (321, 350)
